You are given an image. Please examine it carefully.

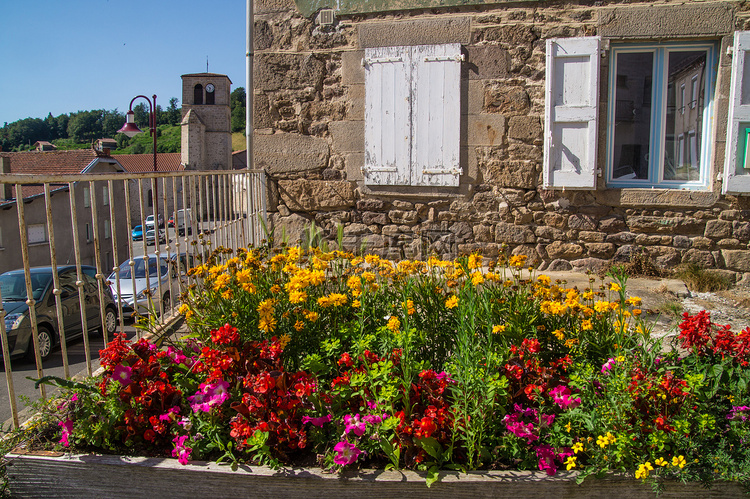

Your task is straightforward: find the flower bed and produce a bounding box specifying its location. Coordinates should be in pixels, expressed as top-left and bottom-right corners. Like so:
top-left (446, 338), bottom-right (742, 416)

top-left (17, 247), bottom-right (750, 493)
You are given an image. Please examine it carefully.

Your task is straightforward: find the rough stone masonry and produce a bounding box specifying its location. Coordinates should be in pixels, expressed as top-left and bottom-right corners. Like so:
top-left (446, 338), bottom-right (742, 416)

top-left (251, 0), bottom-right (750, 282)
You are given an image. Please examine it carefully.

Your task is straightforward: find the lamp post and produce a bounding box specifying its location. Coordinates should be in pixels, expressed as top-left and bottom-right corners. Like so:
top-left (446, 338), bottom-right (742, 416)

top-left (118, 94), bottom-right (159, 226)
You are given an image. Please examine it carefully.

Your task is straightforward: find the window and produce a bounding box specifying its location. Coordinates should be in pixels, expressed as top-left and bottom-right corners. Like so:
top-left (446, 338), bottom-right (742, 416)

top-left (363, 43), bottom-right (462, 187)
top-left (691, 76), bottom-right (699, 109)
top-left (606, 42), bottom-right (716, 188)
top-left (83, 186), bottom-right (90, 208)
top-left (193, 84), bottom-right (203, 105)
top-left (0, 226), bottom-right (3, 248)
top-left (104, 220), bottom-right (111, 239)
top-left (147, 189), bottom-right (153, 208)
top-left (27, 224), bottom-right (46, 244)
top-left (85, 223), bottom-right (92, 243)
top-left (102, 185), bottom-right (109, 206)
top-left (206, 85), bottom-right (215, 105)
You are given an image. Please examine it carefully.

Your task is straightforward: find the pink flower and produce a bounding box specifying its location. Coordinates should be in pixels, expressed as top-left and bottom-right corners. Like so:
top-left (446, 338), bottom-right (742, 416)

top-left (172, 434), bottom-right (192, 465)
top-left (302, 414), bottom-right (332, 427)
top-left (58, 419), bottom-right (74, 447)
top-left (159, 406), bottom-right (181, 422)
top-left (167, 346), bottom-right (187, 365)
top-left (549, 385), bottom-right (582, 411)
top-left (344, 414), bottom-right (367, 436)
top-left (601, 358), bottom-right (616, 374)
top-left (536, 444), bottom-right (558, 476)
top-left (112, 365), bottom-right (132, 386)
top-left (333, 441), bottom-right (364, 466)
top-left (189, 381), bottom-right (230, 413)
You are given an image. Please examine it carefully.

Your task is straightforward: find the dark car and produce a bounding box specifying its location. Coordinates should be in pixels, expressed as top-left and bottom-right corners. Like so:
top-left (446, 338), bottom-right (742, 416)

top-left (1, 265), bottom-right (118, 361)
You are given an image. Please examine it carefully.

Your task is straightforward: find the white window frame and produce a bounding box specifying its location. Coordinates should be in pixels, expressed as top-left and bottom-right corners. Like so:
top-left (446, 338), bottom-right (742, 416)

top-left (364, 43), bottom-right (463, 187)
top-left (102, 185), bottom-right (109, 206)
top-left (83, 186), bottom-right (90, 208)
top-left (680, 83), bottom-right (686, 115)
top-left (605, 41), bottom-right (717, 190)
top-left (27, 224), bottom-right (46, 245)
top-left (104, 220), bottom-right (111, 239)
top-left (723, 31), bottom-right (750, 194)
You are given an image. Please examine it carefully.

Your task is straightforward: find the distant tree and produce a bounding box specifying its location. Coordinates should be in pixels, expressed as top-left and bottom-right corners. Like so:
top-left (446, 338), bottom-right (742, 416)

top-left (230, 87), bottom-right (246, 133)
top-left (67, 111), bottom-right (104, 143)
top-left (102, 109), bottom-right (126, 138)
top-left (133, 103), bottom-right (149, 129)
top-left (167, 97), bottom-right (181, 126)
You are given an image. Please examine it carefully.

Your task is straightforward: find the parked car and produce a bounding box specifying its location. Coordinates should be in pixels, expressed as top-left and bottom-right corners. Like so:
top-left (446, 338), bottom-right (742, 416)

top-left (145, 214), bottom-right (164, 230)
top-left (145, 228), bottom-right (166, 246)
top-left (0, 266), bottom-right (118, 361)
top-left (132, 225), bottom-right (144, 241)
top-left (108, 255), bottom-right (174, 315)
top-left (168, 209), bottom-right (193, 235)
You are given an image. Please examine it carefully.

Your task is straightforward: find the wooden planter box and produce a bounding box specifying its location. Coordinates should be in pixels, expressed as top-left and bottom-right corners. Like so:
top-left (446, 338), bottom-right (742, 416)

top-left (6, 450), bottom-right (745, 498)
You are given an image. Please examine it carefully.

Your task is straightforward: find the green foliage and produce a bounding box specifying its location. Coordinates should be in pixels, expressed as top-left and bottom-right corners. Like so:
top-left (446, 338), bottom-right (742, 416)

top-left (114, 125), bottom-right (181, 154)
top-left (230, 87), bottom-right (246, 133)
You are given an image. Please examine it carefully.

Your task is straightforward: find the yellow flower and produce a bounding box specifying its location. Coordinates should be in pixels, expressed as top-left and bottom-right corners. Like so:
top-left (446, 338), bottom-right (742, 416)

top-left (278, 334), bottom-right (291, 349)
top-left (553, 329), bottom-right (565, 341)
top-left (468, 253), bottom-right (482, 270)
top-left (672, 455), bottom-right (686, 468)
top-left (403, 299), bottom-right (415, 315)
top-left (257, 299), bottom-right (275, 317)
top-left (508, 255), bottom-right (527, 267)
top-left (572, 442), bottom-right (584, 454)
top-left (259, 316), bottom-right (277, 333)
top-left (304, 310), bottom-right (319, 322)
top-left (635, 462), bottom-right (653, 479)
top-left (471, 271), bottom-right (485, 286)
top-left (352, 299), bottom-right (361, 308)
top-left (630, 296), bottom-right (642, 306)
top-left (606, 432), bottom-right (616, 444)
top-left (212, 273), bottom-right (231, 292)
top-left (445, 296), bottom-right (459, 309)
top-left (270, 284), bottom-right (281, 294)
top-left (493, 324), bottom-right (507, 334)
top-left (564, 422), bottom-right (571, 432)
top-left (581, 319), bottom-right (593, 331)
top-left (565, 456), bottom-right (577, 470)
top-left (655, 457), bottom-right (668, 467)
top-left (537, 274), bottom-right (551, 286)
top-left (632, 308), bottom-right (642, 316)
top-left (221, 289), bottom-right (233, 300)
top-left (596, 435), bottom-right (611, 448)
top-left (609, 282), bottom-right (621, 292)
top-left (288, 290), bottom-right (307, 304)
top-left (387, 316), bottom-right (401, 333)
top-left (294, 320), bottom-right (304, 331)
top-left (594, 300), bottom-right (610, 313)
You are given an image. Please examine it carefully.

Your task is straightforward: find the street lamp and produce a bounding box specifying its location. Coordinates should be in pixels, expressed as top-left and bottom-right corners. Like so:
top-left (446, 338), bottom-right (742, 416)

top-left (118, 94), bottom-right (159, 227)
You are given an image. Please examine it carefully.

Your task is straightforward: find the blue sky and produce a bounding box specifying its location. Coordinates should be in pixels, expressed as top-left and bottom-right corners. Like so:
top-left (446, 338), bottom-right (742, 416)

top-left (0, 0), bottom-right (248, 125)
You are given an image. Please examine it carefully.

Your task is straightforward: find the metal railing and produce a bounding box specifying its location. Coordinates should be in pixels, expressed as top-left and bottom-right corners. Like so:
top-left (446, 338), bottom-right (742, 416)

top-left (0, 169), bottom-right (267, 428)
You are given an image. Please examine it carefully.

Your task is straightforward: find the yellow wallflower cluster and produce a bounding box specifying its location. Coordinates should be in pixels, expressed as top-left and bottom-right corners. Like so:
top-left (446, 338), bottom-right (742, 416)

top-left (318, 293), bottom-right (347, 308)
top-left (257, 299), bottom-right (276, 333)
top-left (387, 316), bottom-right (401, 333)
top-left (635, 461), bottom-right (654, 479)
top-left (445, 295), bottom-right (459, 309)
top-left (596, 432), bottom-right (616, 448)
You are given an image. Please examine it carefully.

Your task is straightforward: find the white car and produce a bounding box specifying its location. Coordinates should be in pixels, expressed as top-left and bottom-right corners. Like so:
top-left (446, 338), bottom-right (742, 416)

top-left (145, 228), bottom-right (166, 246)
top-left (108, 255), bottom-right (174, 315)
top-left (145, 214), bottom-right (164, 230)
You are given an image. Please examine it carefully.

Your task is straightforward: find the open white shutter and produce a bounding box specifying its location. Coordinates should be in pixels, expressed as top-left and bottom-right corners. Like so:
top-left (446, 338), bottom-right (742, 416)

top-left (543, 37), bottom-right (600, 189)
top-left (411, 44), bottom-right (462, 187)
top-left (723, 31), bottom-right (750, 194)
top-left (364, 46), bottom-right (411, 186)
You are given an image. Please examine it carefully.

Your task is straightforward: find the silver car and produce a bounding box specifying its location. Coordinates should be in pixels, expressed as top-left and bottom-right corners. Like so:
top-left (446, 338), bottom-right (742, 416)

top-left (108, 255), bottom-right (173, 316)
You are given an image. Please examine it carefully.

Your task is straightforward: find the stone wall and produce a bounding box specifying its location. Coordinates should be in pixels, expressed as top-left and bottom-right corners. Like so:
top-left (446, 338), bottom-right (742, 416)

top-left (252, 0), bottom-right (750, 279)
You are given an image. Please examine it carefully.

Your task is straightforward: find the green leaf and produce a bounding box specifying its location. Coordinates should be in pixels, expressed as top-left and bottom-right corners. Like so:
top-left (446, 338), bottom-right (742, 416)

top-left (29, 375), bottom-right (98, 393)
top-left (425, 465), bottom-right (441, 488)
top-left (417, 437), bottom-right (443, 461)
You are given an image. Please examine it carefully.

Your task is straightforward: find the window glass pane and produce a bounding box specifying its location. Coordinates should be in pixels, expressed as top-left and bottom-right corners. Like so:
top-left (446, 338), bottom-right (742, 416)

top-left (664, 50), bottom-right (705, 181)
top-left (613, 52), bottom-right (653, 180)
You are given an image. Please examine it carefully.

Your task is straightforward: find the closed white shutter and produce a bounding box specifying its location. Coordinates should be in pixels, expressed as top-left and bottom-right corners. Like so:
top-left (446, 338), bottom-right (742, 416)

top-left (723, 31), bottom-right (750, 194)
top-left (543, 37), bottom-right (600, 189)
top-left (27, 224), bottom-right (46, 244)
top-left (412, 44), bottom-right (462, 187)
top-left (364, 46), bottom-right (411, 186)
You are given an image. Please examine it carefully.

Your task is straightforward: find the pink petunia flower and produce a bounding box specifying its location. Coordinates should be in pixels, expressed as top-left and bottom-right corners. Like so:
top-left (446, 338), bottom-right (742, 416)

top-left (59, 419), bottom-right (74, 447)
top-left (172, 434), bottom-right (192, 465)
top-left (112, 365), bottom-right (132, 386)
top-left (302, 414), bottom-right (332, 427)
top-left (601, 358), bottom-right (616, 374)
top-left (344, 414), bottom-right (367, 436)
top-left (333, 441), bottom-right (364, 466)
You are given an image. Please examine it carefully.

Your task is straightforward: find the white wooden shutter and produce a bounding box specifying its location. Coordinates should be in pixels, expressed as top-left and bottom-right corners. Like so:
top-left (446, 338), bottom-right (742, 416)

top-left (543, 37), bottom-right (600, 189)
top-left (364, 46), bottom-right (411, 186)
top-left (723, 31), bottom-right (750, 194)
top-left (411, 44), bottom-right (462, 187)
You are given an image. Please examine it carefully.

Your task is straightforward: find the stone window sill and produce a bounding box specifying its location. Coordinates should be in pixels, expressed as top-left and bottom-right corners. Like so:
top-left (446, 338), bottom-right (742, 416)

top-left (596, 188), bottom-right (719, 208)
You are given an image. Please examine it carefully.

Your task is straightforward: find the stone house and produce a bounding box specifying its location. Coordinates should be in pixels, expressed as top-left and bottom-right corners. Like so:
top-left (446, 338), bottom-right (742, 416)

top-left (251, 0), bottom-right (750, 279)
top-left (0, 149), bottom-right (128, 274)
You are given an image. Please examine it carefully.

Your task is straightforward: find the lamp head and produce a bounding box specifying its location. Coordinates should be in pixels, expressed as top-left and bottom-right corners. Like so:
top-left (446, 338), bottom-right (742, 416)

top-left (117, 111), bottom-right (143, 138)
